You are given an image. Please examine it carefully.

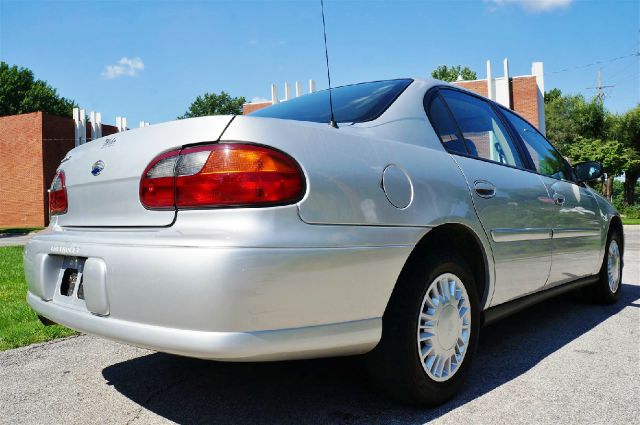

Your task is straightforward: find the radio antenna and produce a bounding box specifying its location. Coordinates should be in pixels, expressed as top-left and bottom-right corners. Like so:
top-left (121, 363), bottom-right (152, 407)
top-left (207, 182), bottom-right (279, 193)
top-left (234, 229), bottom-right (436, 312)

top-left (320, 0), bottom-right (338, 128)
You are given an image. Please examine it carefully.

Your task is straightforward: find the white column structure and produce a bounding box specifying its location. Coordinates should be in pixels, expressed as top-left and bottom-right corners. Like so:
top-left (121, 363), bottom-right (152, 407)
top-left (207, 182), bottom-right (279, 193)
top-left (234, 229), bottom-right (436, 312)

top-left (531, 61), bottom-right (546, 136)
top-left (89, 111), bottom-right (103, 140)
top-left (73, 107), bottom-right (86, 146)
top-left (494, 58), bottom-right (511, 108)
top-left (295, 81), bottom-right (302, 97)
top-left (271, 84), bottom-right (279, 104)
top-left (486, 60), bottom-right (495, 101)
top-left (96, 112), bottom-right (102, 138)
top-left (89, 111), bottom-right (96, 140)
top-left (139, 121), bottom-right (150, 128)
top-left (284, 82), bottom-right (291, 100)
top-left (116, 116), bottom-right (127, 132)
top-left (309, 79), bottom-right (316, 93)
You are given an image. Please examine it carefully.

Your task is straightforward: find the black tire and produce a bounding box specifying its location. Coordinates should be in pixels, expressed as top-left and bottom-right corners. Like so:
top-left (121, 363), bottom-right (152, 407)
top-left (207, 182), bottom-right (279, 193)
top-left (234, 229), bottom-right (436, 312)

top-left (366, 250), bottom-right (481, 406)
top-left (587, 230), bottom-right (623, 304)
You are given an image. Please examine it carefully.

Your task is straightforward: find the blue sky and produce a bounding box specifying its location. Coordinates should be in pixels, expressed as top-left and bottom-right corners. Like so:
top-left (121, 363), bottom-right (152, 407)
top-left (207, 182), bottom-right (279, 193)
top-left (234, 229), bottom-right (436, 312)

top-left (1, 0), bottom-right (638, 127)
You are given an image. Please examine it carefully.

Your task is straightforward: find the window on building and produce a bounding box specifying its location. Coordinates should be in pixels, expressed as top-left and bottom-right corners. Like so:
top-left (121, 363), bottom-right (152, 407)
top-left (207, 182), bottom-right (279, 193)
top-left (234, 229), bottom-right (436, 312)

top-left (501, 108), bottom-right (572, 180)
top-left (439, 89), bottom-right (523, 168)
top-left (425, 95), bottom-right (467, 154)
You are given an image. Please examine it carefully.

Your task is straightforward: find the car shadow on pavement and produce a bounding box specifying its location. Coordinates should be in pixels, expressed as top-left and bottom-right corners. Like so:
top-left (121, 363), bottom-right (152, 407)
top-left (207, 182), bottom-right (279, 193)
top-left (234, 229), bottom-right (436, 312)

top-left (102, 283), bottom-right (639, 424)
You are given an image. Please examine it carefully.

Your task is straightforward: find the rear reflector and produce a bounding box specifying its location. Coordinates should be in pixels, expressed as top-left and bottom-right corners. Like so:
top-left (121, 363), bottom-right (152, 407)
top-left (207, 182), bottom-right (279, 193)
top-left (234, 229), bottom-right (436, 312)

top-left (49, 170), bottom-right (68, 215)
top-left (140, 150), bottom-right (180, 209)
top-left (140, 144), bottom-right (304, 209)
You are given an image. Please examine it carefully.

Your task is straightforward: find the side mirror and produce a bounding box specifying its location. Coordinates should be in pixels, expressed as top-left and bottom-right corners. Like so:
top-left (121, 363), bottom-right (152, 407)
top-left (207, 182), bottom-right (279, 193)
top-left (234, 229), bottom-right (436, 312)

top-left (574, 161), bottom-right (603, 183)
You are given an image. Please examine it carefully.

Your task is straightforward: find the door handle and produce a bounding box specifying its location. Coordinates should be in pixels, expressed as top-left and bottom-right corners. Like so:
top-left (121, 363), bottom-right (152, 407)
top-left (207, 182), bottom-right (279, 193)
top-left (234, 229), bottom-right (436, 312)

top-left (474, 180), bottom-right (496, 198)
top-left (553, 193), bottom-right (565, 206)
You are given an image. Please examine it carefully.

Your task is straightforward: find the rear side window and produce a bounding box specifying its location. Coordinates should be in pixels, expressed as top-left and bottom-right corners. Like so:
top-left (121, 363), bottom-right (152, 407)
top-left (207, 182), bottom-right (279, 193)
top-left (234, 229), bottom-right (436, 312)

top-left (439, 89), bottom-right (524, 168)
top-left (501, 108), bottom-right (572, 180)
top-left (251, 79), bottom-right (413, 124)
top-left (426, 95), bottom-right (467, 154)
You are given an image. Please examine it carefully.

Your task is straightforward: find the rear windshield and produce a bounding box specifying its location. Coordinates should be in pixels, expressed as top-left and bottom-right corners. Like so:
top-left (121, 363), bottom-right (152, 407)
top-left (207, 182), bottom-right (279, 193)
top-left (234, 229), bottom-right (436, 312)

top-left (250, 79), bottom-right (413, 124)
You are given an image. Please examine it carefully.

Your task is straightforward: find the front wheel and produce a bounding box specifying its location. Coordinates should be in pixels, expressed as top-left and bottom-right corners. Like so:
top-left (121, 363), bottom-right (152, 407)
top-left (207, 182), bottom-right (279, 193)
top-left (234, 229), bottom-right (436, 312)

top-left (367, 252), bottom-right (480, 405)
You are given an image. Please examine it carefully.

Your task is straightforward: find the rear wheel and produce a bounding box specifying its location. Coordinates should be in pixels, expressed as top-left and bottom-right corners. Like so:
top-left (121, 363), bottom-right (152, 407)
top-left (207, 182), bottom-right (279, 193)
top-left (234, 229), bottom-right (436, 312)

top-left (588, 231), bottom-right (622, 304)
top-left (367, 251), bottom-right (480, 405)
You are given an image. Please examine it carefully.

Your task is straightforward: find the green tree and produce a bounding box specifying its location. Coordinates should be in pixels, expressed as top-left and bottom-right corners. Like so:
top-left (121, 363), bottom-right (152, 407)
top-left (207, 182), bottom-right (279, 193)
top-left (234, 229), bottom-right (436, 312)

top-left (544, 90), bottom-right (607, 152)
top-left (178, 91), bottom-right (246, 119)
top-left (565, 137), bottom-right (640, 199)
top-left (0, 62), bottom-right (76, 117)
top-left (545, 90), bottom-right (640, 206)
top-left (431, 65), bottom-right (477, 82)
top-left (544, 88), bottom-right (562, 104)
top-left (610, 105), bottom-right (640, 205)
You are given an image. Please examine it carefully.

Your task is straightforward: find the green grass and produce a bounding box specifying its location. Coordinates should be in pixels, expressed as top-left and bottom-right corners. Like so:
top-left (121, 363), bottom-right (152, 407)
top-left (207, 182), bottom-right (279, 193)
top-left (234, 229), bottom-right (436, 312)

top-left (622, 218), bottom-right (640, 225)
top-left (0, 227), bottom-right (43, 235)
top-left (0, 246), bottom-right (76, 351)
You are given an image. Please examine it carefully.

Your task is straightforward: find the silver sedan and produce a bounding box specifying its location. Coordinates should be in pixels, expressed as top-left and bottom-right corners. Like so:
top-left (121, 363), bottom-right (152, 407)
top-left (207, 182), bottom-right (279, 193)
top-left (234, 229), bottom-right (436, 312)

top-left (25, 78), bottom-right (623, 405)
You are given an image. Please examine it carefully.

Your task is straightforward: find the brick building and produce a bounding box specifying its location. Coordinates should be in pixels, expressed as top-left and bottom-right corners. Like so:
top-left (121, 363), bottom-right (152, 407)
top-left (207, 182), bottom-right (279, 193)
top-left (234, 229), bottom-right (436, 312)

top-left (0, 112), bottom-right (117, 227)
top-left (243, 59), bottom-right (546, 134)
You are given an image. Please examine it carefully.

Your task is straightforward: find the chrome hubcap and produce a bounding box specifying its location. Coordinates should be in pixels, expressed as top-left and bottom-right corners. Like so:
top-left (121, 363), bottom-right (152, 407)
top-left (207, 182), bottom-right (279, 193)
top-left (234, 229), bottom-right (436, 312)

top-left (417, 273), bottom-right (471, 382)
top-left (607, 240), bottom-right (621, 293)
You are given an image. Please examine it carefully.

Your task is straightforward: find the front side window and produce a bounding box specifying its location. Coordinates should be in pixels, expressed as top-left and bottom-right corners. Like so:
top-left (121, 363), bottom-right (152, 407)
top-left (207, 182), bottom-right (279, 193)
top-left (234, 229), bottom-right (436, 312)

top-left (439, 89), bottom-right (523, 168)
top-left (501, 108), bottom-right (571, 180)
top-left (250, 79), bottom-right (412, 124)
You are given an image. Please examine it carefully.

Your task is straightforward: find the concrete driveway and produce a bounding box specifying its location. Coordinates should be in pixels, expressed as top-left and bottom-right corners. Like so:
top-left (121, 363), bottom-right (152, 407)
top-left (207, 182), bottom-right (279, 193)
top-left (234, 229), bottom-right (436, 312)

top-left (1, 227), bottom-right (638, 424)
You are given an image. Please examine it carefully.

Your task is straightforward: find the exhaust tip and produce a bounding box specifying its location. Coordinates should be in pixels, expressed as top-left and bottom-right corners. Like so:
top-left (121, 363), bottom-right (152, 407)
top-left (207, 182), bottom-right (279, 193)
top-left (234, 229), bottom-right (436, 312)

top-left (37, 315), bottom-right (57, 326)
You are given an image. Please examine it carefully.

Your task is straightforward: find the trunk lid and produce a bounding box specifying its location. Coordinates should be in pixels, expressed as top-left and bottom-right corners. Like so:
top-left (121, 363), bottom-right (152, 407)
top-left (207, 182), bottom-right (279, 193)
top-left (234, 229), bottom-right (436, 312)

top-left (55, 115), bottom-right (233, 227)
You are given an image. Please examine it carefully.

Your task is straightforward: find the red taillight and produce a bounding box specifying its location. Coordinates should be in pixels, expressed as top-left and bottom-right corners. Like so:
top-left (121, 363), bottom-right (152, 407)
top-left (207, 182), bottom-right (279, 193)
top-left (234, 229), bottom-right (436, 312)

top-left (140, 144), bottom-right (305, 209)
top-left (49, 170), bottom-right (68, 215)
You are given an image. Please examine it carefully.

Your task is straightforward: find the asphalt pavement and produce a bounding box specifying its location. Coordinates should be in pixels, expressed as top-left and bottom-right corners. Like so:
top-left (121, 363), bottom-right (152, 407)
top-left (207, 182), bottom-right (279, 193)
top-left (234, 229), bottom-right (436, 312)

top-left (0, 233), bottom-right (35, 247)
top-left (1, 226), bottom-right (638, 425)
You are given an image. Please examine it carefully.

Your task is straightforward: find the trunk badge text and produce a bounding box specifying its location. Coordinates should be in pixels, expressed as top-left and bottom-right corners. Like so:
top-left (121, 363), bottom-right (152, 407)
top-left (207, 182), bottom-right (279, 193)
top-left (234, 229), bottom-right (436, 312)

top-left (91, 160), bottom-right (105, 176)
top-left (101, 138), bottom-right (117, 149)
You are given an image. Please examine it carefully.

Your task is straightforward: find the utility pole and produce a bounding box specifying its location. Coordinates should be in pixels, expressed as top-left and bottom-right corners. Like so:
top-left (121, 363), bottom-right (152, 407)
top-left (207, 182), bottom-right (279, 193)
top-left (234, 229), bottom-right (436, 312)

top-left (587, 66), bottom-right (615, 106)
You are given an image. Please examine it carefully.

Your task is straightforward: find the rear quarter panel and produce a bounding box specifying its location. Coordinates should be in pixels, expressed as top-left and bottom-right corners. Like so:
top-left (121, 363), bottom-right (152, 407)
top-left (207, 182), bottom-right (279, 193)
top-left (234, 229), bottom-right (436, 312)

top-left (221, 116), bottom-right (480, 229)
top-left (221, 110), bottom-right (496, 307)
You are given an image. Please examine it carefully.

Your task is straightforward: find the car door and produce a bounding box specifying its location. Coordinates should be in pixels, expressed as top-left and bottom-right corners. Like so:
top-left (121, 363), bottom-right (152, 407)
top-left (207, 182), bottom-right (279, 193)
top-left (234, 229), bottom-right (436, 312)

top-left (500, 108), bottom-right (602, 285)
top-left (429, 88), bottom-right (554, 306)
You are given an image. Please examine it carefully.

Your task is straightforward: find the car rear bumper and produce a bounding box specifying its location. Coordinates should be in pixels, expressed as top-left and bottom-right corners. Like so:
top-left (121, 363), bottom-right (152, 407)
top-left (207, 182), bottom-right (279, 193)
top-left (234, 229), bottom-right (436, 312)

top-left (25, 208), bottom-right (421, 360)
top-left (27, 292), bottom-right (380, 360)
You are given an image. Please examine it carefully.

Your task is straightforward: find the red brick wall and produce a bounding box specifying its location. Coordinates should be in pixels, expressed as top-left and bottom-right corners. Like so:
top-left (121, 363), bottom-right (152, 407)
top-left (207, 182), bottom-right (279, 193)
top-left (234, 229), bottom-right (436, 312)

top-left (455, 77), bottom-right (540, 129)
top-left (0, 113), bottom-right (123, 228)
top-left (510, 76), bottom-right (539, 128)
top-left (243, 102), bottom-right (272, 115)
top-left (85, 123), bottom-right (118, 141)
top-left (41, 114), bottom-right (76, 224)
top-left (0, 112), bottom-right (45, 227)
top-left (453, 80), bottom-right (488, 97)
top-left (101, 124), bottom-right (119, 137)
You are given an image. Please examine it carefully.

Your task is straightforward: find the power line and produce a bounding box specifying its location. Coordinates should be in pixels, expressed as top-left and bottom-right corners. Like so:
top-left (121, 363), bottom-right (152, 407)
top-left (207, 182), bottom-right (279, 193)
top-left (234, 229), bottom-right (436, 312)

top-left (550, 52), bottom-right (639, 74)
top-left (605, 57), bottom-right (639, 80)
